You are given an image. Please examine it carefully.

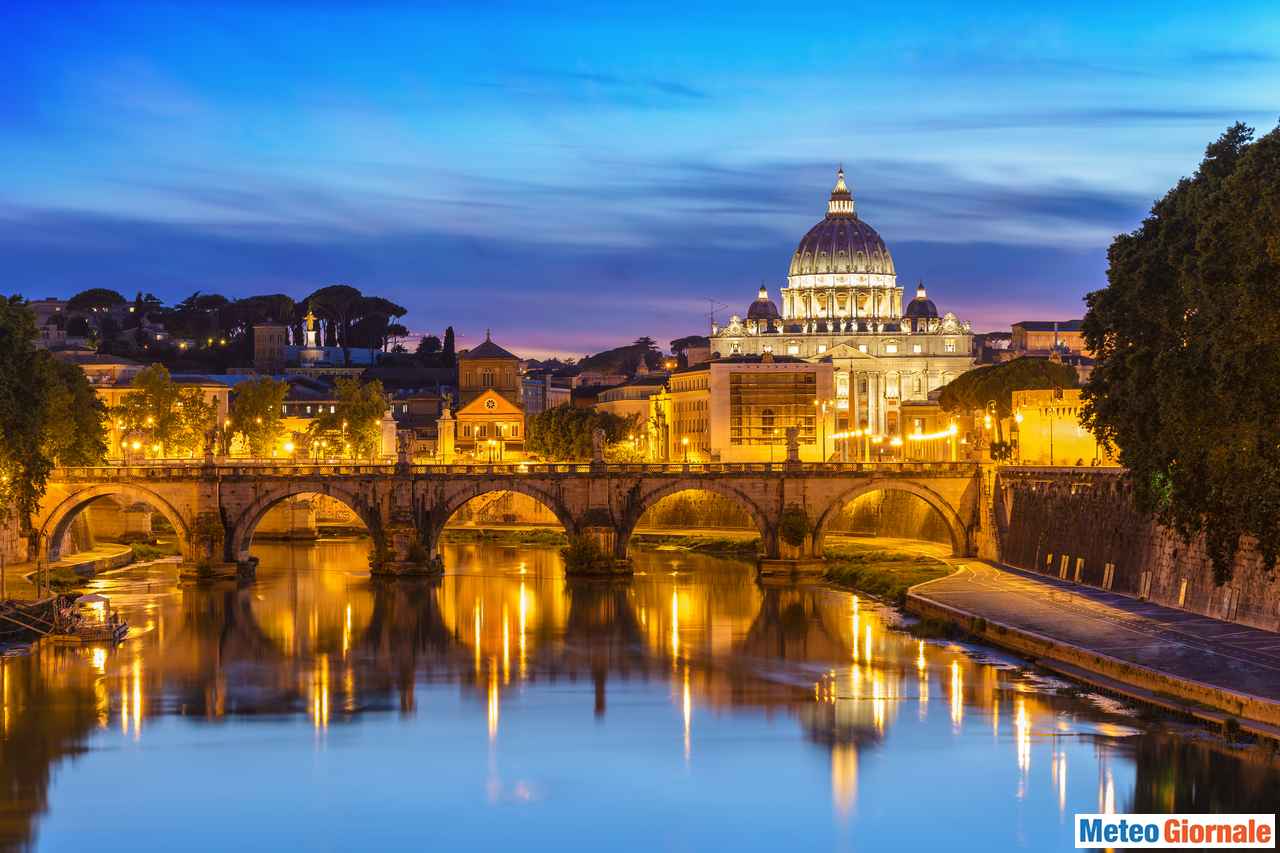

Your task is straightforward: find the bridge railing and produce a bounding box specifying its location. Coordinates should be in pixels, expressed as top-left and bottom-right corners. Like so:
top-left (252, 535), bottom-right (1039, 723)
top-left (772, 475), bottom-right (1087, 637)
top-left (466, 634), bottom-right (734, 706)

top-left (53, 459), bottom-right (982, 480)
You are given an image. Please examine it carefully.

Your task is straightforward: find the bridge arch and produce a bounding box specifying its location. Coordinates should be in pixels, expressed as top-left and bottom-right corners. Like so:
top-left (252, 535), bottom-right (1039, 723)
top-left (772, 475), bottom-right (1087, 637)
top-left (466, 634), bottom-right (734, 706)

top-left (228, 482), bottom-right (381, 564)
top-left (617, 480), bottom-right (774, 558)
top-left (38, 483), bottom-right (192, 563)
top-left (430, 481), bottom-right (577, 556)
top-left (812, 479), bottom-right (968, 556)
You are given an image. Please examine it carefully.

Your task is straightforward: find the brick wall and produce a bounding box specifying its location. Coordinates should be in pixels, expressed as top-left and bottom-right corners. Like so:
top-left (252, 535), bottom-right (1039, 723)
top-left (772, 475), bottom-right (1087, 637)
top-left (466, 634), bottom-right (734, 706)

top-left (997, 468), bottom-right (1280, 632)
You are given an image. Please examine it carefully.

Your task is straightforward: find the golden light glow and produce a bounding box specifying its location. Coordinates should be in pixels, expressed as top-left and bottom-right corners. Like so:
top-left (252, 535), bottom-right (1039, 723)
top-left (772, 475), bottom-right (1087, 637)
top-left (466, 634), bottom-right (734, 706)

top-left (950, 660), bottom-right (963, 731)
top-left (682, 666), bottom-right (692, 761)
top-left (831, 743), bottom-right (858, 819)
top-left (1015, 696), bottom-right (1031, 798)
top-left (487, 667), bottom-right (499, 742)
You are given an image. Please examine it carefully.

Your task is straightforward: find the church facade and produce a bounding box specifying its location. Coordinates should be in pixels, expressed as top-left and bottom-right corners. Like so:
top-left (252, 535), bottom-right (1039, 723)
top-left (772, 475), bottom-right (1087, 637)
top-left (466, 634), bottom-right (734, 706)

top-left (710, 168), bottom-right (974, 437)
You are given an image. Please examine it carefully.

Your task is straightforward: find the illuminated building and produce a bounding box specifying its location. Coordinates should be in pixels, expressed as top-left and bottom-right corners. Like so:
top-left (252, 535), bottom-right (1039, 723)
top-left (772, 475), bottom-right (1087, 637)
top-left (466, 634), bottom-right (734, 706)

top-left (709, 168), bottom-right (974, 440)
top-left (648, 354), bottom-right (835, 463)
top-left (1011, 388), bottom-right (1117, 467)
top-left (454, 332), bottom-right (525, 460)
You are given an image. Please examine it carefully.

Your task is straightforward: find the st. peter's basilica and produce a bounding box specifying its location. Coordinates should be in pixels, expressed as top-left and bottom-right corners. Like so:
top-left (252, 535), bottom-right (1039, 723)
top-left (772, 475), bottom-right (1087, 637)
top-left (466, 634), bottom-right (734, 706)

top-left (710, 167), bottom-right (973, 435)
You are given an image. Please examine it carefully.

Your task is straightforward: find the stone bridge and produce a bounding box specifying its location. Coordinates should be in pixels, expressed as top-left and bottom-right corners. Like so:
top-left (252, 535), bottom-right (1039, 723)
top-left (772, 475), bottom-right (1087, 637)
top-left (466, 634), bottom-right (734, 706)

top-left (34, 460), bottom-right (986, 577)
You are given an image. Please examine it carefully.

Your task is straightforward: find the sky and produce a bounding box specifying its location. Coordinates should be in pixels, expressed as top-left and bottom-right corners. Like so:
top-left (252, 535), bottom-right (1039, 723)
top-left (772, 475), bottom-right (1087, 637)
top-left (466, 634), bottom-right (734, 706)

top-left (2, 1), bottom-right (1278, 358)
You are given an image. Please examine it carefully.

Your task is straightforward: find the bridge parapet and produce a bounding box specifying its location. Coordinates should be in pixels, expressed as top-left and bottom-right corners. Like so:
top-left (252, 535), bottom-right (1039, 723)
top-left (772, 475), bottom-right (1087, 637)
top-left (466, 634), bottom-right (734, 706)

top-left (53, 460), bottom-right (981, 481)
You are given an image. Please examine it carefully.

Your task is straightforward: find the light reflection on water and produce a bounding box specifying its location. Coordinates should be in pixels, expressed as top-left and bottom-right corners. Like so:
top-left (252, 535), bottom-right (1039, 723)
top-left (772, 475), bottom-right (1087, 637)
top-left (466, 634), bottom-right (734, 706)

top-left (1, 540), bottom-right (1277, 851)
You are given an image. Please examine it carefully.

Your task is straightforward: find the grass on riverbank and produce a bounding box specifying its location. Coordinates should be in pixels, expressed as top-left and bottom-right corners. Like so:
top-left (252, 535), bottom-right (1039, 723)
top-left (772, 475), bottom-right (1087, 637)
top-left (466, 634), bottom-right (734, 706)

top-left (440, 527), bottom-right (568, 546)
top-left (440, 527), bottom-right (760, 557)
top-left (629, 532), bottom-right (760, 557)
top-left (129, 540), bottom-right (181, 561)
top-left (823, 544), bottom-right (952, 607)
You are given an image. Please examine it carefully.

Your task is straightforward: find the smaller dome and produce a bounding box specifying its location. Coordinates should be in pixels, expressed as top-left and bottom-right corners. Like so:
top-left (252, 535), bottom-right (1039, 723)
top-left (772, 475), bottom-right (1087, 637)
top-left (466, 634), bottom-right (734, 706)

top-left (747, 285), bottom-right (780, 322)
top-left (903, 282), bottom-right (938, 320)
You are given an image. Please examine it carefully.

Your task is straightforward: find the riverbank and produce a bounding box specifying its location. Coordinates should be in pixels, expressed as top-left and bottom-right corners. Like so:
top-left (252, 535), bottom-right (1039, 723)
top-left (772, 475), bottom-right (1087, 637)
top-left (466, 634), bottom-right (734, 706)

top-left (822, 542), bottom-right (951, 606)
top-left (4, 543), bottom-right (135, 598)
top-left (908, 560), bottom-right (1280, 738)
top-left (439, 525), bottom-right (761, 557)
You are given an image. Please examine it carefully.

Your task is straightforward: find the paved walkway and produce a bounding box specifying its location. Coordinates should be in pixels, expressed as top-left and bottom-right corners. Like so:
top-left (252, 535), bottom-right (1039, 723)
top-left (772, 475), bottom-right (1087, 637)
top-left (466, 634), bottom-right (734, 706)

top-left (911, 560), bottom-right (1280, 717)
top-left (1, 544), bottom-right (133, 601)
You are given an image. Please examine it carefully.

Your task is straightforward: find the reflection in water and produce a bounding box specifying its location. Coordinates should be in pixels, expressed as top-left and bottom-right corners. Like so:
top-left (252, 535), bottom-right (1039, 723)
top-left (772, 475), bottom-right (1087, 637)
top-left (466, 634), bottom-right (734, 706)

top-left (1, 540), bottom-right (1277, 851)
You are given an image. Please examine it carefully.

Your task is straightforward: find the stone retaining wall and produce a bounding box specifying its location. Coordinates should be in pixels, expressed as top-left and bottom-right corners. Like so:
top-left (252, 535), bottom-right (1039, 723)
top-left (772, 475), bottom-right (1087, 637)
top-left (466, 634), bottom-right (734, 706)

top-left (996, 468), bottom-right (1280, 632)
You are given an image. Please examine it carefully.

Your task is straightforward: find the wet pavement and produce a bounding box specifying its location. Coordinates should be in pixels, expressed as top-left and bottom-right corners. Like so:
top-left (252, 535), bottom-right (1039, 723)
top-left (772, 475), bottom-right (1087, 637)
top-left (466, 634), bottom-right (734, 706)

top-left (911, 560), bottom-right (1280, 711)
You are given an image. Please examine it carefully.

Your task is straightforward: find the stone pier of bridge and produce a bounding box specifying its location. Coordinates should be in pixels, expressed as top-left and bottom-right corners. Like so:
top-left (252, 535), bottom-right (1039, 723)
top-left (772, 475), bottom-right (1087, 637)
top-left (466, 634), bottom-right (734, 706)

top-left (31, 460), bottom-right (987, 579)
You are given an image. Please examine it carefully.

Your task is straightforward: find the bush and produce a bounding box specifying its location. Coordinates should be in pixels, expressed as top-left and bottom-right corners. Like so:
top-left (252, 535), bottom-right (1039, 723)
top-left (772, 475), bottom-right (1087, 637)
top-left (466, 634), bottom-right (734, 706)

top-left (561, 534), bottom-right (628, 575)
top-left (778, 504), bottom-right (810, 547)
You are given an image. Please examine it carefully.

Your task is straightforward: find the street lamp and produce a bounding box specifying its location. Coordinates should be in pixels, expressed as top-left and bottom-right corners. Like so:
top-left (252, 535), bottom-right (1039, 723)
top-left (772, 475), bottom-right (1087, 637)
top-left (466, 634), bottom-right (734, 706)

top-left (488, 438), bottom-right (497, 463)
top-left (681, 435), bottom-right (689, 463)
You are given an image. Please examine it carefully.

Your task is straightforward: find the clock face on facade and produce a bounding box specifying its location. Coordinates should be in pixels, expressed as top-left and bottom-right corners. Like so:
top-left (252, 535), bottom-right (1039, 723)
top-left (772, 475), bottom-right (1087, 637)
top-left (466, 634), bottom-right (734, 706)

top-left (484, 398), bottom-right (497, 410)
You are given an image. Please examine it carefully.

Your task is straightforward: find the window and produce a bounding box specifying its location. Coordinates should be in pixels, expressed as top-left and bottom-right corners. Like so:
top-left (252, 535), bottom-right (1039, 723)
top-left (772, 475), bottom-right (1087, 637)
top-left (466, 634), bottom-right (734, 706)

top-left (944, 339), bottom-right (956, 353)
top-left (885, 342), bottom-right (898, 354)
top-left (482, 368), bottom-right (494, 388)
top-left (912, 343), bottom-right (922, 354)
top-left (462, 424), bottom-right (472, 437)
top-left (817, 344), bottom-right (827, 353)
top-left (762, 344), bottom-right (773, 353)
top-left (305, 405), bottom-right (312, 414)
top-left (330, 405), bottom-right (336, 414)
top-left (787, 342), bottom-right (800, 355)
top-left (857, 344), bottom-right (868, 353)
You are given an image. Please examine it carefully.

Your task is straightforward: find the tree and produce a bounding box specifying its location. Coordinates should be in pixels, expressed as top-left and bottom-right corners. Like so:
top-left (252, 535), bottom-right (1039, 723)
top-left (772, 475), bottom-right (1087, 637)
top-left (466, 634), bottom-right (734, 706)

top-left (938, 357), bottom-right (1078, 418)
top-left (526, 405), bottom-right (636, 461)
top-left (384, 323), bottom-right (409, 352)
top-left (0, 297), bottom-right (107, 526)
top-left (1081, 122), bottom-right (1280, 583)
top-left (417, 334), bottom-right (441, 356)
top-left (306, 378), bottom-right (387, 460)
top-left (110, 364), bottom-right (217, 458)
top-left (442, 326), bottom-right (456, 366)
top-left (229, 377), bottom-right (289, 457)
top-left (67, 288), bottom-right (126, 315)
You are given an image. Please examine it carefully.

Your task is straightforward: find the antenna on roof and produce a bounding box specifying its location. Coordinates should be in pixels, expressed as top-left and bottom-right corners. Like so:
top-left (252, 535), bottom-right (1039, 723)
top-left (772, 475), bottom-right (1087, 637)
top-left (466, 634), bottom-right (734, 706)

top-left (705, 297), bottom-right (728, 329)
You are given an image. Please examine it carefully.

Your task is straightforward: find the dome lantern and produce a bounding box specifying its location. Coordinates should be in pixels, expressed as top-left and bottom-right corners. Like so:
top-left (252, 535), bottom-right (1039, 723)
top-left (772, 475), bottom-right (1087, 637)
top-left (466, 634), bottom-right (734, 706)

top-left (827, 166), bottom-right (856, 217)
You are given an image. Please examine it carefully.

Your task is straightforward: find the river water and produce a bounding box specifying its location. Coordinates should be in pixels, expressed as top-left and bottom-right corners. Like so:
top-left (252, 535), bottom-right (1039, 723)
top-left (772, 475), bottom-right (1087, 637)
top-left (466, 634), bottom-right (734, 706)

top-left (1, 540), bottom-right (1276, 851)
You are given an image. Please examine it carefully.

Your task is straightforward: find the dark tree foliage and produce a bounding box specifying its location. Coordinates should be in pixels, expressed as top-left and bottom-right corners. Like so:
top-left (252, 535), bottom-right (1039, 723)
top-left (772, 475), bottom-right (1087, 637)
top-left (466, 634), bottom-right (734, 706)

top-left (66, 288), bottom-right (126, 314)
top-left (526, 405), bottom-right (635, 461)
top-left (416, 334), bottom-right (441, 355)
top-left (1082, 122), bottom-right (1280, 583)
top-left (577, 338), bottom-right (661, 374)
top-left (442, 326), bottom-right (456, 365)
top-left (0, 297), bottom-right (107, 526)
top-left (938, 356), bottom-right (1078, 417)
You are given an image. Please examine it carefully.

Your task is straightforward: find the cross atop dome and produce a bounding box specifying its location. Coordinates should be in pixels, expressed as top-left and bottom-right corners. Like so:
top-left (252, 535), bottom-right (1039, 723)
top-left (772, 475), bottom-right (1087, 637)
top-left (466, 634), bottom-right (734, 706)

top-left (827, 165), bottom-right (855, 217)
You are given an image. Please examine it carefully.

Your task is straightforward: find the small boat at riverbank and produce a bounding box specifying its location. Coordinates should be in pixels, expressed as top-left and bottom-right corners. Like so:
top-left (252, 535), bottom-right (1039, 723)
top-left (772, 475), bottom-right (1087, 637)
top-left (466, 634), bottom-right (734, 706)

top-left (53, 594), bottom-right (129, 644)
top-left (0, 597), bottom-right (60, 643)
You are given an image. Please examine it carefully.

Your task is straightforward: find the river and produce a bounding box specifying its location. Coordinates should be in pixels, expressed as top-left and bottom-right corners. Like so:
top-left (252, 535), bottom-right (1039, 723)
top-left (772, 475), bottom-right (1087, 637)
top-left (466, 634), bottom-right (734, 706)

top-left (1, 540), bottom-right (1276, 850)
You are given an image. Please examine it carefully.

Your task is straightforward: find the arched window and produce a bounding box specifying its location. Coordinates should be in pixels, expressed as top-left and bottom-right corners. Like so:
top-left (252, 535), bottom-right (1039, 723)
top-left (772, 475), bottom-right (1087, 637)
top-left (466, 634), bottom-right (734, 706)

top-left (482, 368), bottom-right (494, 388)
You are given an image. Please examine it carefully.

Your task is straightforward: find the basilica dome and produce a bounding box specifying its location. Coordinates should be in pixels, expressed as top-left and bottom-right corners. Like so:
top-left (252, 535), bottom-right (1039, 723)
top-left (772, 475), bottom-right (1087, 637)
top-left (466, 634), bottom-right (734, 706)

top-left (787, 168), bottom-right (896, 279)
top-left (746, 285), bottom-right (780, 322)
top-left (903, 283), bottom-right (937, 320)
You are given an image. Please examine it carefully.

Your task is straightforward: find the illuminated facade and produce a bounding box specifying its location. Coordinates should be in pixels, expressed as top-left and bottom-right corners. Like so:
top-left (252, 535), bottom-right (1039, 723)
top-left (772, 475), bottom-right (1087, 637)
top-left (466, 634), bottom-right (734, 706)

top-left (455, 332), bottom-right (525, 460)
top-left (649, 355), bottom-right (835, 463)
top-left (710, 168), bottom-right (974, 439)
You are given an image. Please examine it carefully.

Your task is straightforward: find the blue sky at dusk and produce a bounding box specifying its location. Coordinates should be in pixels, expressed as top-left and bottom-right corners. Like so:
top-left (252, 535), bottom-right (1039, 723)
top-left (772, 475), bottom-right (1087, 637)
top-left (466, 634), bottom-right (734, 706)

top-left (3, 1), bottom-right (1278, 357)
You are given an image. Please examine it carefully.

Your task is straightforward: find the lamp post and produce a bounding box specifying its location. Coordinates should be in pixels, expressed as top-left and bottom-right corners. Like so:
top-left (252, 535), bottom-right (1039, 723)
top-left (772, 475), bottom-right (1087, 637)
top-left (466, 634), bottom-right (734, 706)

top-left (681, 435), bottom-right (689, 463)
